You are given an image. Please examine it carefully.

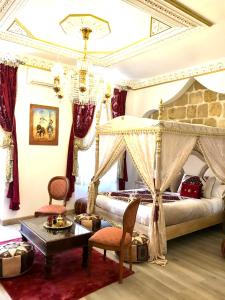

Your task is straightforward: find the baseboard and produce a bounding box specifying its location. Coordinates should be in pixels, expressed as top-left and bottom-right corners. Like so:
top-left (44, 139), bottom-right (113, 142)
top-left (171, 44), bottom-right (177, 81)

top-left (1, 209), bottom-right (75, 226)
top-left (1, 215), bottom-right (35, 226)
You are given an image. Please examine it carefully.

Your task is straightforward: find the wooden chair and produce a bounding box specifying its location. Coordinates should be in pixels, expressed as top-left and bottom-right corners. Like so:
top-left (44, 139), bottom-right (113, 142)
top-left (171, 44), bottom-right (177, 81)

top-left (35, 176), bottom-right (70, 217)
top-left (88, 198), bottom-right (141, 283)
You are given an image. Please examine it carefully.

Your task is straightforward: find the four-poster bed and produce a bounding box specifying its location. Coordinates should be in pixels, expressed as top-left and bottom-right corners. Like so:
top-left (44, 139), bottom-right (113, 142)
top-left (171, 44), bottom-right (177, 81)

top-left (87, 113), bottom-right (225, 264)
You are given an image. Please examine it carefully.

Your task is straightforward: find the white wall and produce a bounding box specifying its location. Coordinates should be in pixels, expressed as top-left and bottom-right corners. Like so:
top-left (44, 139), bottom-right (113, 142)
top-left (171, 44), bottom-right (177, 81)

top-left (1, 66), bottom-right (74, 221)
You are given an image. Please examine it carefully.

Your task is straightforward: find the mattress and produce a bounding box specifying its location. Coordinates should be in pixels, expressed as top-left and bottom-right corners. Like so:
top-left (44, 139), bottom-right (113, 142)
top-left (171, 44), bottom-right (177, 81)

top-left (95, 193), bottom-right (224, 227)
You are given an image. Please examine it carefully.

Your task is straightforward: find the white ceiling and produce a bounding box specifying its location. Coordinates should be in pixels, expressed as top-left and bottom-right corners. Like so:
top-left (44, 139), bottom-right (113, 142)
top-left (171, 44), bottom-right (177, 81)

top-left (0, 0), bottom-right (225, 83)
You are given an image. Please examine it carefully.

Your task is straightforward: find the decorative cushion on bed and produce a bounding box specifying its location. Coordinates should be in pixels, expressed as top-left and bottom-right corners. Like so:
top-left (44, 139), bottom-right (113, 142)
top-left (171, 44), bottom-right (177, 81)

top-left (178, 174), bottom-right (216, 199)
top-left (119, 232), bottom-right (149, 263)
top-left (0, 241), bottom-right (34, 278)
top-left (74, 213), bottom-right (102, 231)
top-left (180, 175), bottom-right (203, 198)
top-left (180, 182), bottom-right (201, 198)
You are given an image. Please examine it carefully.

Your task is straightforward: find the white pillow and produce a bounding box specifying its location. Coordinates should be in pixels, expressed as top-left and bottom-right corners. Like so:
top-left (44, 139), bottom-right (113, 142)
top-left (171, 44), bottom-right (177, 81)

top-left (212, 182), bottom-right (225, 199)
top-left (202, 177), bottom-right (216, 198)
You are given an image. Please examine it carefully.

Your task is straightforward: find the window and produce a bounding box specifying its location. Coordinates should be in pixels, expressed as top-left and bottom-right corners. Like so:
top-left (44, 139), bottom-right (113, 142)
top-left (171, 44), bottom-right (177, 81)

top-left (75, 104), bottom-right (117, 199)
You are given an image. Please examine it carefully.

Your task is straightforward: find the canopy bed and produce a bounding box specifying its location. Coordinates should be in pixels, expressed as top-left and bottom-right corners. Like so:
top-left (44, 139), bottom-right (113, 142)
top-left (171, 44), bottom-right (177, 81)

top-left (87, 106), bottom-right (225, 265)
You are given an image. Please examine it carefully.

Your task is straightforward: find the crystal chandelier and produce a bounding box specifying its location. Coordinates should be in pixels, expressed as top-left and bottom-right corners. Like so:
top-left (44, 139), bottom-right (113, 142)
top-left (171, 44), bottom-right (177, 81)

top-left (54, 14), bottom-right (112, 104)
top-left (77, 27), bottom-right (92, 94)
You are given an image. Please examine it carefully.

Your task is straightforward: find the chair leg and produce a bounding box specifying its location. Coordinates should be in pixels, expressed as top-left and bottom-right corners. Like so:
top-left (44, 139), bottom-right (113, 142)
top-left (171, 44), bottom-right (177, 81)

top-left (119, 248), bottom-right (125, 284)
top-left (128, 245), bottom-right (132, 271)
top-left (87, 244), bottom-right (92, 276)
top-left (103, 249), bottom-right (106, 261)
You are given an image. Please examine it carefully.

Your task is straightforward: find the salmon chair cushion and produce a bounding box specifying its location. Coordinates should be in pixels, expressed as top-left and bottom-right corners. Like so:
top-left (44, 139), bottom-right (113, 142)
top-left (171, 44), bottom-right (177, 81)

top-left (35, 204), bottom-right (66, 216)
top-left (89, 227), bottom-right (132, 247)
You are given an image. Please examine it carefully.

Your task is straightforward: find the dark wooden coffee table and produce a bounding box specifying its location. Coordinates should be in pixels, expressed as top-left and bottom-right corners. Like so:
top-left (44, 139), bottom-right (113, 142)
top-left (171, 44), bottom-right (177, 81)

top-left (20, 216), bottom-right (92, 278)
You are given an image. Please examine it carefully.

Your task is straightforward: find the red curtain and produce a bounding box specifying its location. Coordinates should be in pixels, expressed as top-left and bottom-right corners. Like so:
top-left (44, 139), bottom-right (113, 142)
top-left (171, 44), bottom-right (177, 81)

top-left (66, 103), bottom-right (96, 198)
top-left (111, 88), bottom-right (128, 190)
top-left (0, 64), bottom-right (19, 210)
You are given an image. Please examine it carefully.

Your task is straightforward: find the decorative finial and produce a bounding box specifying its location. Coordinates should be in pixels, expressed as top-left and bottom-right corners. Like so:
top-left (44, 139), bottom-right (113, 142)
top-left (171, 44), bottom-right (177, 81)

top-left (158, 99), bottom-right (164, 120)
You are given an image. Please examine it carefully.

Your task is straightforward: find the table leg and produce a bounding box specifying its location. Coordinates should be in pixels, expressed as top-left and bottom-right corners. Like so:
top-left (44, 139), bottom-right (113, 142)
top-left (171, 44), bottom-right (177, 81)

top-left (82, 245), bottom-right (88, 268)
top-left (21, 234), bottom-right (27, 242)
top-left (45, 255), bottom-right (53, 278)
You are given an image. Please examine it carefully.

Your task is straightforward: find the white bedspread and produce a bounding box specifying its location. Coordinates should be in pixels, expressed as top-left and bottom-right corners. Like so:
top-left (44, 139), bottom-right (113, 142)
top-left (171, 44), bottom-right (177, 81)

top-left (95, 194), bottom-right (224, 226)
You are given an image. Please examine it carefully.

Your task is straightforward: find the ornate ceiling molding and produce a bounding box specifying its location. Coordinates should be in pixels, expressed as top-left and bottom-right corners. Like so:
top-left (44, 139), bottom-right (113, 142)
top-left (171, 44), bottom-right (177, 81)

top-left (0, 50), bottom-right (224, 92)
top-left (1, 23), bottom-right (190, 67)
top-left (0, 31), bottom-right (103, 65)
top-left (123, 0), bottom-right (212, 27)
top-left (0, 50), bottom-right (76, 74)
top-left (0, 0), bottom-right (28, 25)
top-left (121, 57), bottom-right (225, 89)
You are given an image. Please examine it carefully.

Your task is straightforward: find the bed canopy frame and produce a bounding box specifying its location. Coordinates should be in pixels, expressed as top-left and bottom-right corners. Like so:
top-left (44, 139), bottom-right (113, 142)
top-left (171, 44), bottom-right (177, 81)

top-left (87, 100), bottom-right (225, 265)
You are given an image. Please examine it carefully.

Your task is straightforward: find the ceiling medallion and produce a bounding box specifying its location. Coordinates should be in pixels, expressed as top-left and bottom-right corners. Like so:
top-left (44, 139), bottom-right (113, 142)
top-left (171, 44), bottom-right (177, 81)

top-left (60, 14), bottom-right (111, 39)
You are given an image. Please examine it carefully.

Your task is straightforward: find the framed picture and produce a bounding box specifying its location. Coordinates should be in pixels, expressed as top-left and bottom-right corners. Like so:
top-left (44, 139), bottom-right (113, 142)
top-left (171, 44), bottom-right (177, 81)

top-left (29, 104), bottom-right (59, 145)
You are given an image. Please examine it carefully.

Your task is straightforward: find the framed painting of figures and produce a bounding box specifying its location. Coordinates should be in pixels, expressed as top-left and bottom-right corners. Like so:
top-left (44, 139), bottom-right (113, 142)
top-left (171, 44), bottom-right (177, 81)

top-left (29, 104), bottom-right (59, 145)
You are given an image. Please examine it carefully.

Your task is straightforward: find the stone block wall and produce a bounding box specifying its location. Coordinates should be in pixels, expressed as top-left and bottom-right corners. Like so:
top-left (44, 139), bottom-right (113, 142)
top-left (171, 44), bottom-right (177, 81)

top-left (151, 80), bottom-right (225, 127)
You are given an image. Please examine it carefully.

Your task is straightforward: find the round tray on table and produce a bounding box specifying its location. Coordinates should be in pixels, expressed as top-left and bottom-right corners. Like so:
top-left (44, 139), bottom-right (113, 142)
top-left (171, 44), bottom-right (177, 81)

top-left (43, 219), bottom-right (73, 230)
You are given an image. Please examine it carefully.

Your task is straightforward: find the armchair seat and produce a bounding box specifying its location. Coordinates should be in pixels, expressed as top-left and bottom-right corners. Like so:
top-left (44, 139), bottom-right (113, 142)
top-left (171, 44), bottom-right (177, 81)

top-left (35, 204), bottom-right (66, 217)
top-left (89, 227), bottom-right (132, 247)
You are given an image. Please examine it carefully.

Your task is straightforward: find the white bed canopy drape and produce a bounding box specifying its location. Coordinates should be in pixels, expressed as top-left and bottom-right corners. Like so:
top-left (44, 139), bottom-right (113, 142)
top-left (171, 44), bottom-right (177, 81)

top-left (87, 115), bottom-right (225, 265)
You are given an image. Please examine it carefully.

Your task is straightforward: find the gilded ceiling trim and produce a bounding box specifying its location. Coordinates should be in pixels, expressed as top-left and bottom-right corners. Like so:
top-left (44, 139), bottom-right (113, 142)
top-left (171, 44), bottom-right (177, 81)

top-left (0, 0), bottom-right (28, 23)
top-left (7, 18), bottom-right (34, 37)
top-left (0, 0), bottom-right (16, 18)
top-left (150, 16), bottom-right (171, 37)
top-left (163, 0), bottom-right (213, 26)
top-left (1, 24), bottom-right (189, 66)
top-left (122, 0), bottom-right (212, 27)
top-left (6, 19), bottom-right (150, 56)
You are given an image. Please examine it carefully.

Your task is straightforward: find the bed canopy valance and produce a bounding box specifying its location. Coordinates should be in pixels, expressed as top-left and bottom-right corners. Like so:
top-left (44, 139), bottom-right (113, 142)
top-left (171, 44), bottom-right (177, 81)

top-left (87, 113), bottom-right (225, 265)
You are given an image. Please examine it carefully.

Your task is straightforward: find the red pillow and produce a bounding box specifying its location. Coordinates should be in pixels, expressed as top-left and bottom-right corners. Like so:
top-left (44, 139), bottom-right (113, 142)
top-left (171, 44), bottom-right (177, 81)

top-left (180, 175), bottom-right (203, 199)
top-left (180, 182), bottom-right (202, 198)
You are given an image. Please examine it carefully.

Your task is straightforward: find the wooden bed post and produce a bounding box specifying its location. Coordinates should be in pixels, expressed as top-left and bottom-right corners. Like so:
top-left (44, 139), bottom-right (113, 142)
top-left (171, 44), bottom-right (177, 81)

top-left (93, 110), bottom-right (101, 200)
top-left (155, 99), bottom-right (163, 191)
top-left (95, 110), bottom-right (100, 174)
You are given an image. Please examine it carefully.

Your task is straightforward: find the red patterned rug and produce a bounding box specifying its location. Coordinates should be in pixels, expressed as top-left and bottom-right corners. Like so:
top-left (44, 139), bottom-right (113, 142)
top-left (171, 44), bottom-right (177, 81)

top-left (0, 239), bottom-right (133, 300)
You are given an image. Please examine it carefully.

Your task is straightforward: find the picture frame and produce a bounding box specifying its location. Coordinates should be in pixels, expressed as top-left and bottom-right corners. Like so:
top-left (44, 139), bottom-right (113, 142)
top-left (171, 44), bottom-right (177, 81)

top-left (29, 104), bottom-right (59, 145)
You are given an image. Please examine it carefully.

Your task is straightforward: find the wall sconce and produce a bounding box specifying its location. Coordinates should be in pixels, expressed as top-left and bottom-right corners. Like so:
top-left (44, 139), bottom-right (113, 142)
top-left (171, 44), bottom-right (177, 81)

top-left (52, 63), bottom-right (64, 99)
